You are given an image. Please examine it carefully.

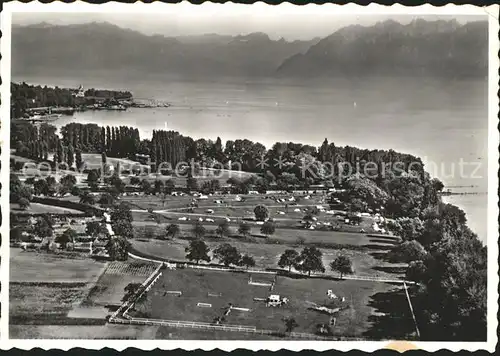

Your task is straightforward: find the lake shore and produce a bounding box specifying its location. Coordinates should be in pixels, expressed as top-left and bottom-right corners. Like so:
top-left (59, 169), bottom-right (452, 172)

top-left (17, 76), bottom-right (489, 246)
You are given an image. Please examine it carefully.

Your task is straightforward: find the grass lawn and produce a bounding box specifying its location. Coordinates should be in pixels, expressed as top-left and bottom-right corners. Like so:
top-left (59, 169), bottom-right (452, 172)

top-left (133, 268), bottom-right (396, 338)
top-left (126, 195), bottom-right (193, 211)
top-left (81, 153), bottom-right (147, 168)
top-left (9, 324), bottom-right (160, 339)
top-left (10, 323), bottom-right (367, 340)
top-left (130, 238), bottom-right (405, 280)
top-left (154, 325), bottom-right (280, 340)
top-left (132, 221), bottom-right (397, 249)
top-left (11, 154), bottom-right (35, 164)
top-left (10, 249), bottom-right (107, 283)
top-left (10, 202), bottom-right (85, 215)
top-left (9, 249), bottom-right (109, 325)
top-left (130, 167), bottom-right (257, 187)
top-left (10, 251), bottom-right (159, 327)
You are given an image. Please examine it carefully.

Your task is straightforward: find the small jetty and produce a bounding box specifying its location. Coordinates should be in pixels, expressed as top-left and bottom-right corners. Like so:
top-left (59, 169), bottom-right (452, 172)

top-left (440, 189), bottom-right (486, 196)
top-left (131, 98), bottom-right (171, 108)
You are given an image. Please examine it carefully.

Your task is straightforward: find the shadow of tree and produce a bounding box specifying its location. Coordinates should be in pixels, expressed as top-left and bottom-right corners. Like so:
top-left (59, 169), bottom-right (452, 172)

top-left (362, 244), bottom-right (393, 251)
top-left (369, 238), bottom-right (399, 245)
top-left (369, 251), bottom-right (392, 262)
top-left (371, 235), bottom-right (400, 242)
top-left (363, 287), bottom-right (417, 340)
top-left (372, 265), bottom-right (407, 275)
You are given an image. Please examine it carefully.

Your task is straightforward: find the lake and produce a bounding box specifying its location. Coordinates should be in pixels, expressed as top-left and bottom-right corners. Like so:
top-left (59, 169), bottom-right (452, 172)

top-left (15, 75), bottom-right (489, 243)
top-left (442, 193), bottom-right (488, 244)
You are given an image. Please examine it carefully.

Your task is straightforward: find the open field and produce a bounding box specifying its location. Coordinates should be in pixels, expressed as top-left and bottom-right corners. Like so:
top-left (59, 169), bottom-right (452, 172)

top-left (10, 202), bottom-right (84, 215)
top-left (132, 268), bottom-right (400, 338)
top-left (132, 211), bottom-right (374, 233)
top-left (8, 324), bottom-right (279, 340)
top-left (9, 324), bottom-right (160, 339)
top-left (10, 250), bottom-right (160, 328)
top-left (10, 282), bottom-right (90, 324)
top-left (81, 153), bottom-right (148, 169)
top-left (130, 238), bottom-right (405, 280)
top-left (9, 249), bottom-right (109, 325)
top-left (10, 249), bottom-right (107, 283)
top-left (126, 195), bottom-right (196, 211)
top-left (132, 221), bottom-right (398, 249)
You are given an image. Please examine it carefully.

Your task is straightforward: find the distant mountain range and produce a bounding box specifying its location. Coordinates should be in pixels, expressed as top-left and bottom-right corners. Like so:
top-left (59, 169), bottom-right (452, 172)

top-left (12, 19), bottom-right (487, 79)
top-left (277, 19), bottom-right (488, 78)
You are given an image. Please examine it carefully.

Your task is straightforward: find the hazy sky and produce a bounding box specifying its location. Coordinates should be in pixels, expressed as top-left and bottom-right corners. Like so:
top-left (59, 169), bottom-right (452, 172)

top-left (12, 12), bottom-right (485, 41)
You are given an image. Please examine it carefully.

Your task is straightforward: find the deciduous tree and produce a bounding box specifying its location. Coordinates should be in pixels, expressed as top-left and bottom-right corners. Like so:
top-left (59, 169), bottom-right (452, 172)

top-left (185, 239), bottom-right (211, 264)
top-left (238, 222), bottom-right (251, 237)
top-left (330, 254), bottom-right (354, 279)
top-left (240, 254), bottom-right (256, 269)
top-left (18, 197), bottom-right (30, 210)
top-left (79, 191), bottom-right (96, 205)
top-left (215, 221), bottom-right (230, 238)
top-left (388, 240), bottom-right (427, 263)
top-left (278, 249), bottom-right (299, 272)
top-left (165, 224), bottom-right (180, 239)
top-left (295, 246), bottom-right (325, 276)
top-left (106, 236), bottom-right (130, 261)
top-left (56, 228), bottom-right (77, 249)
top-left (86, 221), bottom-right (107, 237)
top-left (34, 217), bottom-right (53, 239)
top-left (253, 205), bottom-right (269, 221)
top-left (282, 317), bottom-right (299, 334)
top-left (260, 221), bottom-right (276, 237)
top-left (213, 243), bottom-right (241, 267)
top-left (191, 222), bottom-right (206, 239)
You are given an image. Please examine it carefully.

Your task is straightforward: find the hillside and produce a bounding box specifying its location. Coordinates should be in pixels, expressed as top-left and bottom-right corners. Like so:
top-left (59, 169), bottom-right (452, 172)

top-left (12, 19), bottom-right (488, 79)
top-left (12, 22), bottom-right (317, 79)
top-left (276, 19), bottom-right (488, 78)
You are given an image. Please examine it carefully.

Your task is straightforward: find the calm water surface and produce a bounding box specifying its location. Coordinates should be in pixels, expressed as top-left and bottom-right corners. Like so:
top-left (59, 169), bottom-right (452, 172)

top-left (16, 75), bottom-right (489, 243)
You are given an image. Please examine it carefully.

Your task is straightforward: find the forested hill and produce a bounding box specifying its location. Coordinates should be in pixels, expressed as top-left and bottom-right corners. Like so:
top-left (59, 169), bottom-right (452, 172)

top-left (12, 19), bottom-right (487, 79)
top-left (277, 19), bottom-right (488, 78)
top-left (11, 22), bottom-right (317, 79)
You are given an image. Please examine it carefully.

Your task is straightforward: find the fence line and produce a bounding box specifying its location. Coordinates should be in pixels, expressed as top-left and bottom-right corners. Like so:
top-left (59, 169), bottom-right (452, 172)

top-left (108, 261), bottom-right (329, 339)
top-left (111, 314), bottom-right (372, 341)
top-left (111, 315), bottom-right (339, 340)
top-left (340, 275), bottom-right (417, 284)
top-left (108, 258), bottom-right (395, 341)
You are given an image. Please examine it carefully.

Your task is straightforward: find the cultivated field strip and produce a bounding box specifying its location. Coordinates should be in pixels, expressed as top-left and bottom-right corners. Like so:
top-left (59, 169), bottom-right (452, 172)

top-left (104, 261), bottom-right (158, 276)
top-left (109, 264), bottom-right (163, 321)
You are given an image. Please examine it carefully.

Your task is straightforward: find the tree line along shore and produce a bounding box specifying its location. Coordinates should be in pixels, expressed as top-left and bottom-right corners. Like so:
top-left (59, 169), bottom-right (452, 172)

top-left (10, 82), bottom-right (169, 120)
top-left (10, 86), bottom-right (486, 341)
